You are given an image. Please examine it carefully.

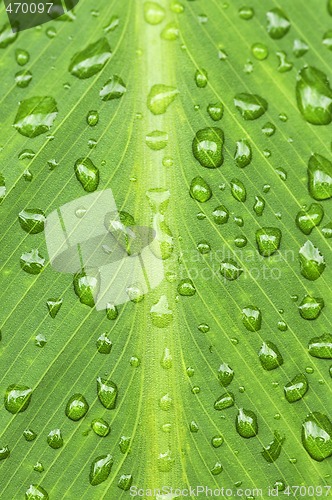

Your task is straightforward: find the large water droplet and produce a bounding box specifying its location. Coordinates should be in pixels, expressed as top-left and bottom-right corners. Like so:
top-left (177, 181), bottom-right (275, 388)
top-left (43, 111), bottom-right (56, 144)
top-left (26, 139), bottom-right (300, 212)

top-left (177, 278), bottom-right (196, 296)
top-left (234, 139), bottom-right (252, 167)
top-left (15, 69), bottom-right (32, 88)
top-left (89, 454), bottom-right (113, 485)
top-left (302, 412), bottom-right (332, 462)
top-left (220, 259), bottom-right (243, 281)
top-left (262, 431), bottom-right (285, 462)
top-left (100, 75), bottom-right (126, 101)
top-left (242, 306), bottom-right (262, 331)
top-left (144, 1), bottom-right (165, 24)
top-left (296, 67), bottom-right (332, 125)
top-left (69, 38), bottom-right (111, 79)
top-left (256, 227), bottom-right (281, 256)
top-left (284, 374), bottom-right (308, 402)
top-left (298, 295), bottom-right (324, 320)
top-left (189, 176), bottom-right (212, 202)
top-left (234, 93), bottom-right (268, 120)
top-left (14, 96), bottom-right (58, 138)
top-left (192, 128), bottom-right (224, 168)
top-left (251, 43), bottom-right (268, 60)
top-left (259, 341), bottom-right (283, 370)
top-left (236, 408), bottom-right (258, 438)
top-left (307, 154), bottom-right (332, 200)
top-left (118, 474), bottom-right (133, 491)
top-left (74, 157), bottom-right (99, 192)
top-left (65, 393), bottom-right (89, 421)
top-left (266, 8), bottom-right (290, 39)
top-left (73, 270), bottom-right (100, 307)
top-left (308, 333), bottom-right (332, 359)
top-left (20, 249), bottom-right (45, 274)
top-left (92, 418), bottom-right (110, 437)
top-left (4, 384), bottom-right (32, 413)
top-left (25, 484), bottom-right (49, 499)
top-left (299, 240), bottom-right (326, 280)
top-left (97, 377), bottom-right (118, 409)
top-left (214, 392), bottom-right (235, 410)
top-left (212, 205), bottom-right (229, 224)
top-left (147, 84), bottom-right (179, 115)
top-left (296, 203), bottom-right (324, 234)
top-left (18, 209), bottom-right (45, 234)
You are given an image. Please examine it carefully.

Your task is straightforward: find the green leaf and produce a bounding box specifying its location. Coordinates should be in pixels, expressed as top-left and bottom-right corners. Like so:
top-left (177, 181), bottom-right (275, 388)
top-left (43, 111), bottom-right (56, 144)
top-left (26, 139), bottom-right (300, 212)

top-left (0, 0), bottom-right (331, 497)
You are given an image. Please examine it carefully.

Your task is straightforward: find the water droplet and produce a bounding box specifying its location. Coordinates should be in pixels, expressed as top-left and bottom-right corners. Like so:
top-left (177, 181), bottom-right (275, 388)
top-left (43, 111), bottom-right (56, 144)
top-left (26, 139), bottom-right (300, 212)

top-left (239, 6), bottom-right (254, 20)
top-left (89, 454), bottom-right (113, 485)
top-left (262, 431), bottom-right (285, 462)
top-left (296, 203), bottom-right (324, 234)
top-left (171, 1), bottom-right (184, 13)
top-left (86, 110), bottom-right (99, 127)
top-left (262, 122), bottom-right (276, 136)
top-left (302, 412), bottom-right (332, 461)
top-left (118, 474), bottom-right (133, 491)
top-left (220, 259), bottom-right (243, 281)
top-left (230, 178), bottom-right (247, 202)
top-left (234, 93), bottom-right (268, 120)
top-left (100, 75), bottom-right (126, 101)
top-left (144, 1), bottom-right (165, 24)
top-left (207, 102), bottom-right (223, 121)
top-left (0, 23), bottom-right (18, 48)
top-left (126, 283), bottom-right (145, 303)
top-left (157, 449), bottom-right (174, 472)
top-left (276, 51), bottom-right (293, 72)
top-left (69, 38), bottom-right (111, 79)
top-left (159, 393), bottom-right (172, 411)
top-left (242, 306), bottom-right (262, 331)
top-left (266, 8), bottom-right (290, 39)
top-left (186, 367), bottom-right (195, 377)
top-left (23, 429), bottom-right (37, 441)
top-left (130, 356), bottom-right (140, 367)
top-left (15, 48), bottom-right (29, 66)
top-left (119, 435), bottom-right (131, 453)
top-left (18, 208), bottom-right (46, 234)
top-left (296, 67), bottom-right (332, 125)
top-left (284, 374), bottom-right (308, 402)
top-left (277, 320), bottom-right (288, 332)
top-left (256, 227), bottom-right (281, 256)
top-left (35, 334), bottom-right (47, 348)
top-left (195, 68), bottom-right (208, 88)
top-left (212, 205), bottom-right (229, 224)
top-left (253, 195), bottom-right (265, 216)
top-left (293, 39), bottom-right (308, 58)
top-left (211, 435), bottom-right (224, 448)
top-left (234, 139), bottom-right (252, 167)
top-left (15, 69), bottom-right (32, 88)
top-left (25, 484), bottom-right (49, 499)
top-left (46, 298), bottom-right (63, 319)
top-left (33, 461), bottom-right (44, 472)
top-left (92, 418), bottom-right (110, 437)
top-left (299, 240), bottom-right (326, 280)
top-left (161, 22), bottom-right (179, 41)
top-left (150, 295), bottom-right (173, 327)
top-left (192, 127), bottom-right (224, 168)
top-left (308, 154), bottom-right (332, 200)
top-left (236, 408), bottom-right (258, 438)
top-left (65, 394), bottom-right (89, 421)
top-left (0, 445), bottom-right (10, 461)
top-left (259, 341), bottom-right (283, 370)
top-left (145, 130), bottom-right (168, 150)
top-left (197, 241), bottom-right (211, 254)
top-left (177, 278), bottom-right (196, 296)
top-left (211, 462), bottom-right (223, 475)
top-left (74, 157), bottom-right (99, 192)
top-left (106, 303), bottom-right (118, 320)
top-left (20, 249), bottom-right (45, 274)
top-left (189, 176), bottom-right (212, 202)
top-left (217, 363), bottom-right (234, 387)
top-left (96, 333), bottom-right (112, 354)
top-left (322, 221), bottom-right (332, 237)
top-left (251, 43), bottom-right (268, 60)
top-left (73, 270), bottom-right (100, 307)
top-left (160, 348), bottom-right (173, 369)
top-left (97, 377), bottom-right (118, 409)
top-left (189, 420), bottom-right (199, 433)
top-left (308, 333), bottom-right (332, 359)
top-left (47, 429), bottom-right (63, 449)
top-left (234, 235), bottom-right (247, 248)
top-left (4, 384), bottom-right (32, 413)
top-left (214, 392), bottom-right (235, 410)
top-left (14, 96), bottom-right (58, 138)
top-left (147, 84), bottom-right (179, 115)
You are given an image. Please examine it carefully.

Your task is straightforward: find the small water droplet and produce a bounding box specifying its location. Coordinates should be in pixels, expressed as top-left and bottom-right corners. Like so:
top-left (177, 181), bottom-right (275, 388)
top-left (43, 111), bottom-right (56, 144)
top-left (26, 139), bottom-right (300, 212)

top-left (69, 38), bottom-right (111, 79)
top-left (236, 408), bottom-right (258, 438)
top-left (195, 68), bottom-right (208, 88)
top-left (266, 8), bottom-right (290, 39)
top-left (20, 249), bottom-right (45, 274)
top-left (259, 341), bottom-right (283, 370)
top-left (86, 110), bottom-right (99, 127)
top-left (230, 178), bottom-right (247, 202)
top-left (214, 392), bottom-right (235, 410)
top-left (284, 374), bottom-right (308, 402)
top-left (234, 93), bottom-right (268, 120)
top-left (100, 75), bottom-right (126, 101)
top-left (242, 306), bottom-right (262, 331)
top-left (177, 278), bottom-right (196, 296)
top-left (15, 48), bottom-right (30, 66)
top-left (73, 270), bottom-right (100, 307)
top-left (220, 259), bottom-right (243, 281)
top-left (144, 1), bottom-right (165, 24)
top-left (25, 485), bottom-right (48, 499)
top-left (302, 412), bottom-right (332, 461)
top-left (190, 176), bottom-right (212, 202)
top-left (147, 84), bottom-right (179, 114)
top-left (96, 333), bottom-right (112, 354)
top-left (251, 43), bottom-right (268, 60)
top-left (89, 454), bottom-right (113, 485)
top-left (293, 39), bottom-right (308, 58)
top-left (150, 295), bottom-right (173, 327)
top-left (207, 102), bottom-right (223, 121)
top-left (299, 240), bottom-right (326, 280)
top-left (308, 154), bottom-right (332, 200)
top-left (47, 429), bottom-right (63, 449)
top-left (97, 377), bottom-right (118, 409)
top-left (256, 227), bottom-right (281, 256)
top-left (239, 6), bottom-right (254, 20)
top-left (253, 195), bottom-right (265, 216)
top-left (192, 127), bottom-right (224, 168)
top-left (74, 157), bottom-right (99, 192)
top-left (14, 96), bottom-right (58, 138)
top-left (65, 394), bottom-right (89, 421)
top-left (234, 139), bottom-right (252, 167)
top-left (4, 384), bottom-right (32, 413)
top-left (308, 333), bottom-right (332, 359)
top-left (262, 431), bottom-right (285, 462)
top-left (145, 130), bottom-right (168, 150)
top-left (296, 67), bottom-right (332, 125)
top-left (92, 418), bottom-right (110, 437)
top-left (15, 69), bottom-right (32, 88)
